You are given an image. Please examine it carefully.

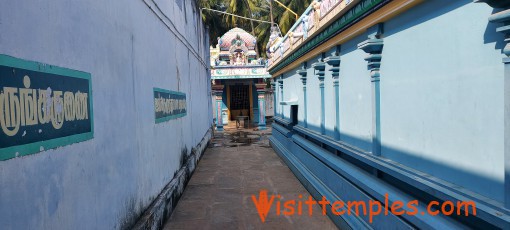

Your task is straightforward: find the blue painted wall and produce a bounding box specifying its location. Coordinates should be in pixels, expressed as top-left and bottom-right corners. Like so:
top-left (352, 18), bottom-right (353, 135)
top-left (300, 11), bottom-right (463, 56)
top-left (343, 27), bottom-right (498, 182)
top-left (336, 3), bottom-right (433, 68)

top-left (337, 36), bottom-right (373, 152)
top-left (277, 0), bottom-right (504, 203)
top-left (381, 0), bottom-right (504, 202)
top-left (0, 0), bottom-right (212, 229)
top-left (281, 68), bottom-right (303, 120)
top-left (304, 55), bottom-right (323, 132)
top-left (271, 0), bottom-right (508, 228)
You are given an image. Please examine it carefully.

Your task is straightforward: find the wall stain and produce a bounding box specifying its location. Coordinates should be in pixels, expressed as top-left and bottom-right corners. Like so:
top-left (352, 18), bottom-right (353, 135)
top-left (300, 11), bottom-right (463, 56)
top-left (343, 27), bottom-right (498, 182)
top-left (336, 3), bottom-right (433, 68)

top-left (130, 129), bottom-right (212, 230)
top-left (179, 146), bottom-right (189, 169)
top-left (118, 197), bottom-right (139, 230)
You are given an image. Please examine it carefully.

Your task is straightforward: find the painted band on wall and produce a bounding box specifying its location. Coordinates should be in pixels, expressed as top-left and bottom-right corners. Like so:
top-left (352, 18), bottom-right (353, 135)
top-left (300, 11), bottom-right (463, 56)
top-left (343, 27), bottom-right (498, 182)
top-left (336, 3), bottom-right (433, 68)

top-left (0, 55), bottom-right (93, 161)
top-left (154, 88), bottom-right (187, 123)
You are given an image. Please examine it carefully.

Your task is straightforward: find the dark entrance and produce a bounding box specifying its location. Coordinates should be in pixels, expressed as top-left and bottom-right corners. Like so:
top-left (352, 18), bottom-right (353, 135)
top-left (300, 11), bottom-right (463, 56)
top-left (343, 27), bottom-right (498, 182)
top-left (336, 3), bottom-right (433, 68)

top-left (230, 85), bottom-right (250, 120)
top-left (291, 105), bottom-right (298, 126)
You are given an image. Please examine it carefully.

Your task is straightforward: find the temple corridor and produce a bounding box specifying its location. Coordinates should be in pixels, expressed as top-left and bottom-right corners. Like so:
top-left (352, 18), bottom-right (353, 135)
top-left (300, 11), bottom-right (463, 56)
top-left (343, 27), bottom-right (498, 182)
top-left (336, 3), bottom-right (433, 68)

top-left (163, 127), bottom-right (336, 229)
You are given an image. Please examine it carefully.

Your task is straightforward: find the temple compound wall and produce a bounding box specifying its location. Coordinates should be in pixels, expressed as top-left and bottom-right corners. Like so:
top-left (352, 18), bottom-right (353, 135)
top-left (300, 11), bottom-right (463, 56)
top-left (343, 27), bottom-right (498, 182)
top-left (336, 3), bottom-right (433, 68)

top-left (268, 0), bottom-right (510, 228)
top-left (0, 0), bottom-right (212, 229)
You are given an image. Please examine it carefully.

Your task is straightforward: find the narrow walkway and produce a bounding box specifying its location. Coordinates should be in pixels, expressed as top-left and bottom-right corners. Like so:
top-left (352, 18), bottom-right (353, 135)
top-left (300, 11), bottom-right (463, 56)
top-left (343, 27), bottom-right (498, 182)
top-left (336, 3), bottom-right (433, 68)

top-left (163, 127), bottom-right (337, 229)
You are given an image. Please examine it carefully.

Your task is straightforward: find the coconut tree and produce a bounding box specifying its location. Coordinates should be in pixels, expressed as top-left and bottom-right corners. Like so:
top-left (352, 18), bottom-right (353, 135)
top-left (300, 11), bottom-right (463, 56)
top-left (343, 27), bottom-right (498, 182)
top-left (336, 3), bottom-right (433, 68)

top-left (275, 0), bottom-right (312, 34)
top-left (254, 0), bottom-right (312, 56)
top-left (199, 0), bottom-right (313, 54)
top-left (253, 2), bottom-right (272, 57)
top-left (223, 0), bottom-right (262, 35)
top-left (199, 0), bottom-right (230, 44)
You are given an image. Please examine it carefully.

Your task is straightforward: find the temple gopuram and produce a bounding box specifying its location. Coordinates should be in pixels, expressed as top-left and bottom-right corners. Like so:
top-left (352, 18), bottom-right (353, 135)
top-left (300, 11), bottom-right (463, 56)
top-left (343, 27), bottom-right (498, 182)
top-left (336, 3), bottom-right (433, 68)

top-left (210, 27), bottom-right (272, 131)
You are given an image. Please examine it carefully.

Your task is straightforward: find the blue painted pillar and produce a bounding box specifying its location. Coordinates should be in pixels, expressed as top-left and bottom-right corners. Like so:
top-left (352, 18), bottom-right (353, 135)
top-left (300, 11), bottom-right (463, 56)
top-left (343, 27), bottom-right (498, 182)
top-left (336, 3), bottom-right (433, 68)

top-left (212, 84), bottom-right (225, 131)
top-left (482, 0), bottom-right (510, 209)
top-left (278, 76), bottom-right (284, 118)
top-left (324, 46), bottom-right (341, 140)
top-left (256, 83), bottom-right (267, 130)
top-left (312, 54), bottom-right (326, 135)
top-left (251, 82), bottom-right (260, 124)
top-left (270, 80), bottom-right (277, 118)
top-left (359, 24), bottom-right (384, 156)
top-left (296, 62), bottom-right (308, 128)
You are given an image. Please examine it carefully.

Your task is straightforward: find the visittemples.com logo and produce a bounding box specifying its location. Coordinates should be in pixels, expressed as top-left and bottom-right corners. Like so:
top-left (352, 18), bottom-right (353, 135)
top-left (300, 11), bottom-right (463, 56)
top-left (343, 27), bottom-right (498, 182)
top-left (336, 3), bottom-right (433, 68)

top-left (251, 190), bottom-right (477, 223)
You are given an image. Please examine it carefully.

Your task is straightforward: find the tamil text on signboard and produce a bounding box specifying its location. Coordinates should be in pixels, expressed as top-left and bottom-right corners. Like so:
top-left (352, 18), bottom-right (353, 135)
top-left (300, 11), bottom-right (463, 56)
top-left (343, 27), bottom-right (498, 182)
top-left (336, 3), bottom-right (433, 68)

top-left (0, 55), bottom-right (93, 161)
top-left (154, 88), bottom-right (187, 123)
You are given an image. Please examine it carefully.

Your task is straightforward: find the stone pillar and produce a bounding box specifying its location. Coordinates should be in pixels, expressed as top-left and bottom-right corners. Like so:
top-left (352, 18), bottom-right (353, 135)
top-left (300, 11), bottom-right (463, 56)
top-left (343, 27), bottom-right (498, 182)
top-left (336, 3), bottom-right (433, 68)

top-left (297, 62), bottom-right (308, 128)
top-left (278, 76), bottom-right (284, 118)
top-left (256, 83), bottom-right (267, 130)
top-left (212, 85), bottom-right (225, 131)
top-left (312, 54), bottom-right (326, 135)
top-left (358, 24), bottom-right (384, 156)
top-left (477, 0), bottom-right (510, 209)
top-left (325, 46), bottom-right (341, 140)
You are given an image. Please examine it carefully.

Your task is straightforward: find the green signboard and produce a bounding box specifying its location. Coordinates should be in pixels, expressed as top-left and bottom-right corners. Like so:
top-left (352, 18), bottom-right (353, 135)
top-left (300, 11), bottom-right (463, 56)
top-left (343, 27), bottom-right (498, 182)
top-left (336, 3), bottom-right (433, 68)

top-left (0, 55), bottom-right (93, 161)
top-left (154, 88), bottom-right (187, 123)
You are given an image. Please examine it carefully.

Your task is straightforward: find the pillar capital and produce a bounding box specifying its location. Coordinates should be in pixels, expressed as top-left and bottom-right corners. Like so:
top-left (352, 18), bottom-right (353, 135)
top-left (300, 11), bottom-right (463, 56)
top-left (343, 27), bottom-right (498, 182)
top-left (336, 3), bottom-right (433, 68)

top-left (296, 69), bottom-right (308, 77)
top-left (255, 83), bottom-right (267, 94)
top-left (489, 9), bottom-right (510, 58)
top-left (324, 56), bottom-right (341, 79)
top-left (278, 79), bottom-right (284, 89)
top-left (212, 84), bottom-right (224, 97)
top-left (359, 39), bottom-right (383, 82)
top-left (296, 69), bottom-right (307, 85)
top-left (312, 62), bottom-right (326, 82)
top-left (312, 53), bottom-right (326, 81)
top-left (297, 62), bottom-right (308, 85)
top-left (358, 39), bottom-right (384, 53)
top-left (324, 56), bottom-right (341, 66)
top-left (270, 80), bottom-right (276, 90)
top-left (212, 84), bottom-right (224, 91)
top-left (358, 24), bottom-right (384, 63)
top-left (477, 1), bottom-right (510, 59)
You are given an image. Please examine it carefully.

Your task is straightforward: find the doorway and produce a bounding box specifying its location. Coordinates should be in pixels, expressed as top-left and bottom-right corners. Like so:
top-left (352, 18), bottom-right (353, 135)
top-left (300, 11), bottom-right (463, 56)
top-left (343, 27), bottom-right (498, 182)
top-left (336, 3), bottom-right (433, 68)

top-left (291, 105), bottom-right (298, 126)
top-left (229, 85), bottom-right (250, 120)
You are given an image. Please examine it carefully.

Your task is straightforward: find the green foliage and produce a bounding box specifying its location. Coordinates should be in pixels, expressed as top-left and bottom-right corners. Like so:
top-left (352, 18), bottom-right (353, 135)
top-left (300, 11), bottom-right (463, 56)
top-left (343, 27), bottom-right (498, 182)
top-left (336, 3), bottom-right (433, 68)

top-left (276, 0), bottom-right (311, 33)
top-left (199, 0), bottom-right (229, 44)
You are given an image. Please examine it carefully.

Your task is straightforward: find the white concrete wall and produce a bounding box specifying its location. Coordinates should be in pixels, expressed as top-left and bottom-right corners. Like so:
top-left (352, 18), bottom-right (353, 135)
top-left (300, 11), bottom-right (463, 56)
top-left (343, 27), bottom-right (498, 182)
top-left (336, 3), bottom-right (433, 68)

top-left (0, 0), bottom-right (212, 229)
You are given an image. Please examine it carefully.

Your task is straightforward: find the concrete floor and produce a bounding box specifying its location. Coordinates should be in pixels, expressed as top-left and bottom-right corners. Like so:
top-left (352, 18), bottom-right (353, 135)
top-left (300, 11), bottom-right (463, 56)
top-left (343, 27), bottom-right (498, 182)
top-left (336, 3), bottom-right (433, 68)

top-left (163, 127), bottom-right (337, 230)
